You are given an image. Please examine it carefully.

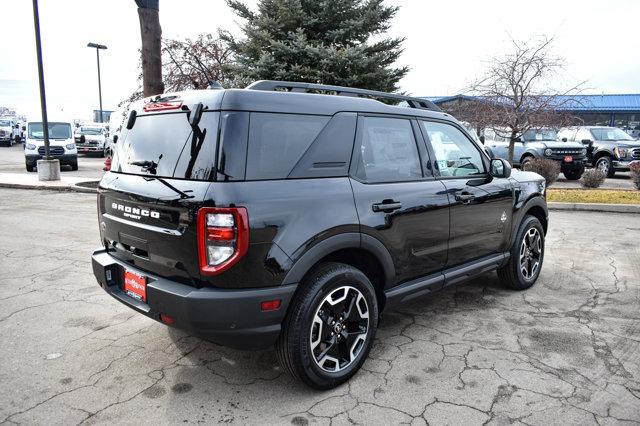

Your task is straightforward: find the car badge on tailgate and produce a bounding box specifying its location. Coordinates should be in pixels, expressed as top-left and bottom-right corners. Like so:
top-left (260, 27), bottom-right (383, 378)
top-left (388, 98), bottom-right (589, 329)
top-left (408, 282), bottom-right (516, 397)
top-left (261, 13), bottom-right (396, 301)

top-left (111, 202), bottom-right (160, 221)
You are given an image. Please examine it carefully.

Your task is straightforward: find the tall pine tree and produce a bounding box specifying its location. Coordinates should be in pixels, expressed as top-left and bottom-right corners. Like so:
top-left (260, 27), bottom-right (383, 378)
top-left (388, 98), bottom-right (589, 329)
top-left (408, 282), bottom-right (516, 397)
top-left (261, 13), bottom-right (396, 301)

top-left (223, 0), bottom-right (408, 92)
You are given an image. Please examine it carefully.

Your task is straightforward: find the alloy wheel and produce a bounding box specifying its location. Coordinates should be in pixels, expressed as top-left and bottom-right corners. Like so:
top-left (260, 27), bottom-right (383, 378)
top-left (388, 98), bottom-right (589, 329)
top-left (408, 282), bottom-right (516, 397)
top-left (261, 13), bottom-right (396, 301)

top-left (310, 286), bottom-right (369, 372)
top-left (596, 158), bottom-right (610, 174)
top-left (520, 228), bottom-right (542, 280)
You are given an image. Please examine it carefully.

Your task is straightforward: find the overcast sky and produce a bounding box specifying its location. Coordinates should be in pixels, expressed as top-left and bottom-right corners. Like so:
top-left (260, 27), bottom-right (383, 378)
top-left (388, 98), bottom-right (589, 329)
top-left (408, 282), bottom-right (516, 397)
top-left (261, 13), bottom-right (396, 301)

top-left (1, 0), bottom-right (639, 120)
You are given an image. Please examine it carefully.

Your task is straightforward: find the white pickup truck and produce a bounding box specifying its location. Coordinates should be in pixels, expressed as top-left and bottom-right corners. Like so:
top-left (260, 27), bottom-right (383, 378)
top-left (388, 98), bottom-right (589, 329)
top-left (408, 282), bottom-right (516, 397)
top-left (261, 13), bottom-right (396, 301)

top-left (0, 118), bottom-right (21, 146)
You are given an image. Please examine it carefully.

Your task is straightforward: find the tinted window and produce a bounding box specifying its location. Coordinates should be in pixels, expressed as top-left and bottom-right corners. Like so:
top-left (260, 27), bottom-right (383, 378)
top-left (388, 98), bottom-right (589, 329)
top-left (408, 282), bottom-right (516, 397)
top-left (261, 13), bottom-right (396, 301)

top-left (421, 121), bottom-right (485, 177)
top-left (354, 117), bottom-right (422, 183)
top-left (246, 113), bottom-right (329, 180)
top-left (111, 111), bottom-right (219, 180)
top-left (591, 127), bottom-right (634, 141)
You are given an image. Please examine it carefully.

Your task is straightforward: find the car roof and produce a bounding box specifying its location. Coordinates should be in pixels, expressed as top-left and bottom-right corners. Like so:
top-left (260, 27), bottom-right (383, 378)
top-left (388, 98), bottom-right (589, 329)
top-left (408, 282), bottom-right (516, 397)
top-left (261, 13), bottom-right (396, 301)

top-left (133, 88), bottom-right (454, 122)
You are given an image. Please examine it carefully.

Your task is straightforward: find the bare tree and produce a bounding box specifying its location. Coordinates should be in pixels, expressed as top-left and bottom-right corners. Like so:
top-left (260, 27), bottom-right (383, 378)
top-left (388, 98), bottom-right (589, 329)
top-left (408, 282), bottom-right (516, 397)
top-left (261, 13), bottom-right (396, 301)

top-left (468, 36), bottom-right (584, 163)
top-left (135, 0), bottom-right (164, 97)
top-left (163, 34), bottom-right (232, 91)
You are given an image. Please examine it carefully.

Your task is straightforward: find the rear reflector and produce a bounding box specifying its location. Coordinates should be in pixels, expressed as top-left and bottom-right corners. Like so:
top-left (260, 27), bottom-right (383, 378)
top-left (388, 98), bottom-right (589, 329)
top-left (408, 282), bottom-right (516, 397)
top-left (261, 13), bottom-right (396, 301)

top-left (197, 207), bottom-right (249, 276)
top-left (261, 299), bottom-right (281, 312)
top-left (160, 314), bottom-right (174, 325)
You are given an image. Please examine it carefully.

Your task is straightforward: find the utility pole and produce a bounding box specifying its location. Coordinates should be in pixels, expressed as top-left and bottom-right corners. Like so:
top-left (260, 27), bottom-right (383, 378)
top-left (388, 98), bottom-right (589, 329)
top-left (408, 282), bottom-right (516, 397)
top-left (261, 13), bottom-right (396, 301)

top-left (32, 0), bottom-right (60, 180)
top-left (87, 43), bottom-right (107, 122)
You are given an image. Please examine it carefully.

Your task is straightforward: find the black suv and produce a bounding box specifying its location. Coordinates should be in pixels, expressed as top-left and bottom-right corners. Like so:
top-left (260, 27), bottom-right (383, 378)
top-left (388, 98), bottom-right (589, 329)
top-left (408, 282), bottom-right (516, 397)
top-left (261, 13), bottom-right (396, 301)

top-left (92, 81), bottom-right (548, 389)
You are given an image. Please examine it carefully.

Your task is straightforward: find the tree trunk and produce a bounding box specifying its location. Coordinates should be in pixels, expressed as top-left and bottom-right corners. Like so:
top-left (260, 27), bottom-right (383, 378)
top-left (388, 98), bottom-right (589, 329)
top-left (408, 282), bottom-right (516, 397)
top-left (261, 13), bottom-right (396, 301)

top-left (508, 129), bottom-right (518, 164)
top-left (137, 4), bottom-right (164, 97)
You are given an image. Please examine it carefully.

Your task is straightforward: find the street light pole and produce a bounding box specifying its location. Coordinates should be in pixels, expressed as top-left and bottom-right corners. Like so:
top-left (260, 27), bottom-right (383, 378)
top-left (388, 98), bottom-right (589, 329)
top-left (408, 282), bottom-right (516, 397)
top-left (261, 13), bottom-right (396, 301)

top-left (32, 0), bottom-right (50, 160)
top-left (87, 43), bottom-right (107, 123)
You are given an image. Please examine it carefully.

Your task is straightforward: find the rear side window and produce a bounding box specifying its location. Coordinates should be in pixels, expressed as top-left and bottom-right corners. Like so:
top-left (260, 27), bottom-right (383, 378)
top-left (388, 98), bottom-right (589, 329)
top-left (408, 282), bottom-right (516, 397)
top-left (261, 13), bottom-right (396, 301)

top-left (111, 111), bottom-right (219, 180)
top-left (354, 116), bottom-right (422, 183)
top-left (245, 113), bottom-right (329, 180)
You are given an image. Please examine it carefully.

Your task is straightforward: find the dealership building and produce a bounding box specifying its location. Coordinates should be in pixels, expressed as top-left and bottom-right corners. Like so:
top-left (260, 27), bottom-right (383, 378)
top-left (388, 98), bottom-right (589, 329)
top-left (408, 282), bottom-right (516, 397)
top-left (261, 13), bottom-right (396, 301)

top-left (424, 94), bottom-right (640, 134)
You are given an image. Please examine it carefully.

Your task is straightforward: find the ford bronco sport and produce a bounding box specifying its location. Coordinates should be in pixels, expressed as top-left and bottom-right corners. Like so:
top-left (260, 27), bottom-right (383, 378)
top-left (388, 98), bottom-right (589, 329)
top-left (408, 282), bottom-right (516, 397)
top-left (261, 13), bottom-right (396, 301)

top-left (92, 81), bottom-right (548, 389)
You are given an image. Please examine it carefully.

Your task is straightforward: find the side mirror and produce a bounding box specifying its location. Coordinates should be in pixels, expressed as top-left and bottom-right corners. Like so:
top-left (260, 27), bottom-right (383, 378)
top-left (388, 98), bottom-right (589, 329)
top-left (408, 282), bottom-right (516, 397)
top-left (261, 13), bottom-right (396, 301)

top-left (112, 135), bottom-right (118, 144)
top-left (126, 110), bottom-right (137, 130)
top-left (581, 139), bottom-right (593, 146)
top-left (15, 124), bottom-right (20, 129)
top-left (22, 126), bottom-right (26, 131)
top-left (490, 158), bottom-right (511, 178)
top-left (189, 103), bottom-right (204, 128)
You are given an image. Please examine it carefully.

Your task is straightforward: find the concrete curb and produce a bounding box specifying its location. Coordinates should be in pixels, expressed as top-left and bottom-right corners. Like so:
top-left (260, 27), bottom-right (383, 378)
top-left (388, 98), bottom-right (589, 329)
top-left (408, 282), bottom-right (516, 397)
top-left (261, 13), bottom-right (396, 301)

top-left (0, 182), bottom-right (96, 194)
top-left (548, 202), bottom-right (640, 214)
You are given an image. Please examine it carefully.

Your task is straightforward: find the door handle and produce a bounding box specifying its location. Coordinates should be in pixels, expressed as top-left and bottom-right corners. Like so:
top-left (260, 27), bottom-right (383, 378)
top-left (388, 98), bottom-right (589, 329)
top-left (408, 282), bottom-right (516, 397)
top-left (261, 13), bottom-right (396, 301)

top-left (372, 200), bottom-right (402, 213)
top-left (455, 192), bottom-right (475, 204)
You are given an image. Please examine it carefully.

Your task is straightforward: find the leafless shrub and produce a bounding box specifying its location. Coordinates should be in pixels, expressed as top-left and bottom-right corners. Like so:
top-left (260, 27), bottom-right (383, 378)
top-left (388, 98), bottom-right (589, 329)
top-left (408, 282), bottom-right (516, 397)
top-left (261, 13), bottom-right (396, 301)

top-left (580, 169), bottom-right (606, 188)
top-left (630, 162), bottom-right (640, 190)
top-left (526, 158), bottom-right (560, 187)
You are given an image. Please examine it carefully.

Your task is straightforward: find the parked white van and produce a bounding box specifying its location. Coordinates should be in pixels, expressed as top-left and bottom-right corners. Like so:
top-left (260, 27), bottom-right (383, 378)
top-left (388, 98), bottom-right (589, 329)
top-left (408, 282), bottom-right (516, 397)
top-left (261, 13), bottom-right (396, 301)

top-left (24, 121), bottom-right (78, 172)
top-left (0, 118), bottom-right (21, 146)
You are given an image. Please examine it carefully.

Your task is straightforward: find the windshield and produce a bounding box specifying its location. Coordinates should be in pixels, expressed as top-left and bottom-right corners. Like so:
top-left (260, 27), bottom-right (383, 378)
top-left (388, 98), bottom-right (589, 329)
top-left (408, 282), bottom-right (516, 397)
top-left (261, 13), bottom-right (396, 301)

top-left (78, 127), bottom-right (103, 135)
top-left (28, 122), bottom-right (72, 139)
top-left (0, 120), bottom-right (11, 127)
top-left (523, 129), bottom-right (557, 141)
top-left (111, 111), bottom-right (219, 180)
top-left (591, 128), bottom-right (634, 141)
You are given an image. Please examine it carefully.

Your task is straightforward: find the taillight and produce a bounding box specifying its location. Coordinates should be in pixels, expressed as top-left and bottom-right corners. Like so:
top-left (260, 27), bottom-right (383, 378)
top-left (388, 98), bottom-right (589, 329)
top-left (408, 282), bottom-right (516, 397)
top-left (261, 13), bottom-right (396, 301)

top-left (197, 207), bottom-right (249, 276)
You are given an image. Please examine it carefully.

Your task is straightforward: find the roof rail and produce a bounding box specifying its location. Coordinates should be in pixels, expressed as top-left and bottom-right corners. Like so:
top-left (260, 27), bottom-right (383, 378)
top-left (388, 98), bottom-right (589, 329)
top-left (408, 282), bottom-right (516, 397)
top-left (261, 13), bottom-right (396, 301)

top-left (246, 80), bottom-right (442, 112)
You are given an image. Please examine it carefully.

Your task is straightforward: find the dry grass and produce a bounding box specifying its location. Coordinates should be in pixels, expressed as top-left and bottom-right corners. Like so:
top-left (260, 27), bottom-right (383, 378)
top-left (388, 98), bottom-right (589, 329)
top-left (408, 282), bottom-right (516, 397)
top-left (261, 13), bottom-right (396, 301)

top-left (547, 189), bottom-right (640, 205)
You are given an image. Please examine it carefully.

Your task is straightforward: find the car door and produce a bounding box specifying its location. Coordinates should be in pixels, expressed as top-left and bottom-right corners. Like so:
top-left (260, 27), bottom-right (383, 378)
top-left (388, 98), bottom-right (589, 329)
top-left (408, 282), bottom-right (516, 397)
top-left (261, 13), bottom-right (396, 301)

top-left (419, 120), bottom-right (514, 267)
top-left (350, 115), bottom-right (449, 286)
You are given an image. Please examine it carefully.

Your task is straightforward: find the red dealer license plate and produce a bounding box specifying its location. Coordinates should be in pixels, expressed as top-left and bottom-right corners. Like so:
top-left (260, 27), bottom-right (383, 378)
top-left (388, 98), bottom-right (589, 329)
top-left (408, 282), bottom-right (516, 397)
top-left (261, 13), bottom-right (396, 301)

top-left (564, 155), bottom-right (573, 163)
top-left (124, 270), bottom-right (146, 302)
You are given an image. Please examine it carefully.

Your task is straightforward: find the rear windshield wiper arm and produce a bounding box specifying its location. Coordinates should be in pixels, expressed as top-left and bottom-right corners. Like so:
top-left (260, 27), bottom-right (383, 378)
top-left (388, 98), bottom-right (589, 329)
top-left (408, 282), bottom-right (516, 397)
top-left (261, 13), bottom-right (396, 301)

top-left (143, 176), bottom-right (194, 200)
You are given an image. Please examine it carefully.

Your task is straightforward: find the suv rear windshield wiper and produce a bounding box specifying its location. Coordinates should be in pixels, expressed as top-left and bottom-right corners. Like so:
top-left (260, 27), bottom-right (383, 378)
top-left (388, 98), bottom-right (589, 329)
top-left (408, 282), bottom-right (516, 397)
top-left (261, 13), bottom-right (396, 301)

top-left (143, 176), bottom-right (194, 200)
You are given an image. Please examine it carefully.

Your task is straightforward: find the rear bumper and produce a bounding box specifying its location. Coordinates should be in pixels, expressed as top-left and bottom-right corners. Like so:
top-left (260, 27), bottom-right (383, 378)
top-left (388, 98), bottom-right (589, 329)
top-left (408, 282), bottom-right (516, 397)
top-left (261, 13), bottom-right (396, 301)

top-left (25, 154), bottom-right (77, 166)
top-left (91, 249), bottom-right (296, 350)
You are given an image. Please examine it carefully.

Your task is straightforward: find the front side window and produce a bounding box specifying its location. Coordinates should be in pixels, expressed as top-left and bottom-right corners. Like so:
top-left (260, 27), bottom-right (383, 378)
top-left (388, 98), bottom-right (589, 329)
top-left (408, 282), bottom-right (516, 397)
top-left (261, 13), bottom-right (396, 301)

top-left (354, 116), bottom-right (422, 183)
top-left (28, 122), bottom-right (72, 139)
top-left (523, 129), bottom-right (558, 141)
top-left (421, 121), bottom-right (485, 177)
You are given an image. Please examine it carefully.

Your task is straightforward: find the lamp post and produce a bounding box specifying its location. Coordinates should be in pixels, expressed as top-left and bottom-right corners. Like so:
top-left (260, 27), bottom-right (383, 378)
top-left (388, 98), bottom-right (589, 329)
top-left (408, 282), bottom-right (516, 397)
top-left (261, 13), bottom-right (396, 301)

top-left (87, 42), bottom-right (107, 123)
top-left (32, 0), bottom-right (60, 180)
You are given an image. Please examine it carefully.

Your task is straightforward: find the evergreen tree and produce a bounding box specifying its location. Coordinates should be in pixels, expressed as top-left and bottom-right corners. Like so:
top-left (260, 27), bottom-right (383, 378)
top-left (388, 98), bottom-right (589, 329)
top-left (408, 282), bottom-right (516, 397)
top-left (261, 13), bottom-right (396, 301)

top-left (223, 0), bottom-right (408, 92)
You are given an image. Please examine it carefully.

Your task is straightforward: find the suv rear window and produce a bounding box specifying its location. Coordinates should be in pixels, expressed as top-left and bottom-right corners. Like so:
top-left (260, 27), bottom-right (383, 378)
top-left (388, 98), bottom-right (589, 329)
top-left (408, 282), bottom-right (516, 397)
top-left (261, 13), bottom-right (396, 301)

top-left (245, 113), bottom-right (329, 180)
top-left (111, 111), bottom-right (219, 180)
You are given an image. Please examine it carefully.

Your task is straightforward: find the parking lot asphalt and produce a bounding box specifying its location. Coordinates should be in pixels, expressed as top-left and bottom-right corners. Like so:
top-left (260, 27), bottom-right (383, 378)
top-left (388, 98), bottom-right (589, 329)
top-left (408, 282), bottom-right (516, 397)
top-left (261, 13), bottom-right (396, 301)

top-left (0, 188), bottom-right (639, 425)
top-left (0, 144), bottom-right (105, 180)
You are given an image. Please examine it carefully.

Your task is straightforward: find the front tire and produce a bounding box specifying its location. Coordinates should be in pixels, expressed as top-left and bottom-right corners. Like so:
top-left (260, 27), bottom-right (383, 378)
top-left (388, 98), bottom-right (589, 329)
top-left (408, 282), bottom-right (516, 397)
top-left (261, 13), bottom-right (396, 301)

top-left (563, 169), bottom-right (583, 180)
top-left (595, 156), bottom-right (615, 178)
top-left (26, 164), bottom-right (34, 172)
top-left (498, 215), bottom-right (545, 290)
top-left (276, 262), bottom-right (378, 390)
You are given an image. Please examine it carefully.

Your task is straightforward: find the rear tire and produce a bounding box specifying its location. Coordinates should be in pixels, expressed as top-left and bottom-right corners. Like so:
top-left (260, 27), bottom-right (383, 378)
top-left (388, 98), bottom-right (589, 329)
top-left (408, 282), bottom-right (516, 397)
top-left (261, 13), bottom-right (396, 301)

top-left (26, 164), bottom-right (35, 172)
top-left (276, 262), bottom-right (378, 390)
top-left (498, 215), bottom-right (545, 290)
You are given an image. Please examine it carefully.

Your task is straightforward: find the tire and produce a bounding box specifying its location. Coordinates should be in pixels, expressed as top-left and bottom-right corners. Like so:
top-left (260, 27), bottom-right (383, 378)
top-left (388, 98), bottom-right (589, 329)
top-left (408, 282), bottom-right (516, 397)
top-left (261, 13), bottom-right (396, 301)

top-left (497, 215), bottom-right (545, 290)
top-left (521, 156), bottom-right (533, 171)
top-left (70, 161), bottom-right (79, 171)
top-left (563, 169), bottom-right (583, 180)
top-left (276, 262), bottom-right (378, 390)
top-left (595, 156), bottom-right (615, 178)
top-left (26, 164), bottom-right (34, 172)
top-left (14, 135), bottom-right (21, 144)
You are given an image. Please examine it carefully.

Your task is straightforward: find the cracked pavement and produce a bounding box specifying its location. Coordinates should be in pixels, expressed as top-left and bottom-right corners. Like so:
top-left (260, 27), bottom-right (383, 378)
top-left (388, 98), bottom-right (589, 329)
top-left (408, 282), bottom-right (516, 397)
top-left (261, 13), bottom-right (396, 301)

top-left (1, 188), bottom-right (639, 425)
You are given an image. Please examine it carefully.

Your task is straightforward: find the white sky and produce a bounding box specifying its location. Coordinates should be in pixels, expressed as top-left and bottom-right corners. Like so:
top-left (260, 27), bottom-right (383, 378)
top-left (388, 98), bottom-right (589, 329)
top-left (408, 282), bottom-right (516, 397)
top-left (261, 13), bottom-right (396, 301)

top-left (1, 0), bottom-right (639, 120)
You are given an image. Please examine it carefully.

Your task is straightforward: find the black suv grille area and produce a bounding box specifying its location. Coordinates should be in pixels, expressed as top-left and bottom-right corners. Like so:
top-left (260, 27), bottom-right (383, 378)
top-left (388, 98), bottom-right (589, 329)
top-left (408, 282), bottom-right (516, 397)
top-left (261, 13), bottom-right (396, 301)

top-left (37, 146), bottom-right (65, 156)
